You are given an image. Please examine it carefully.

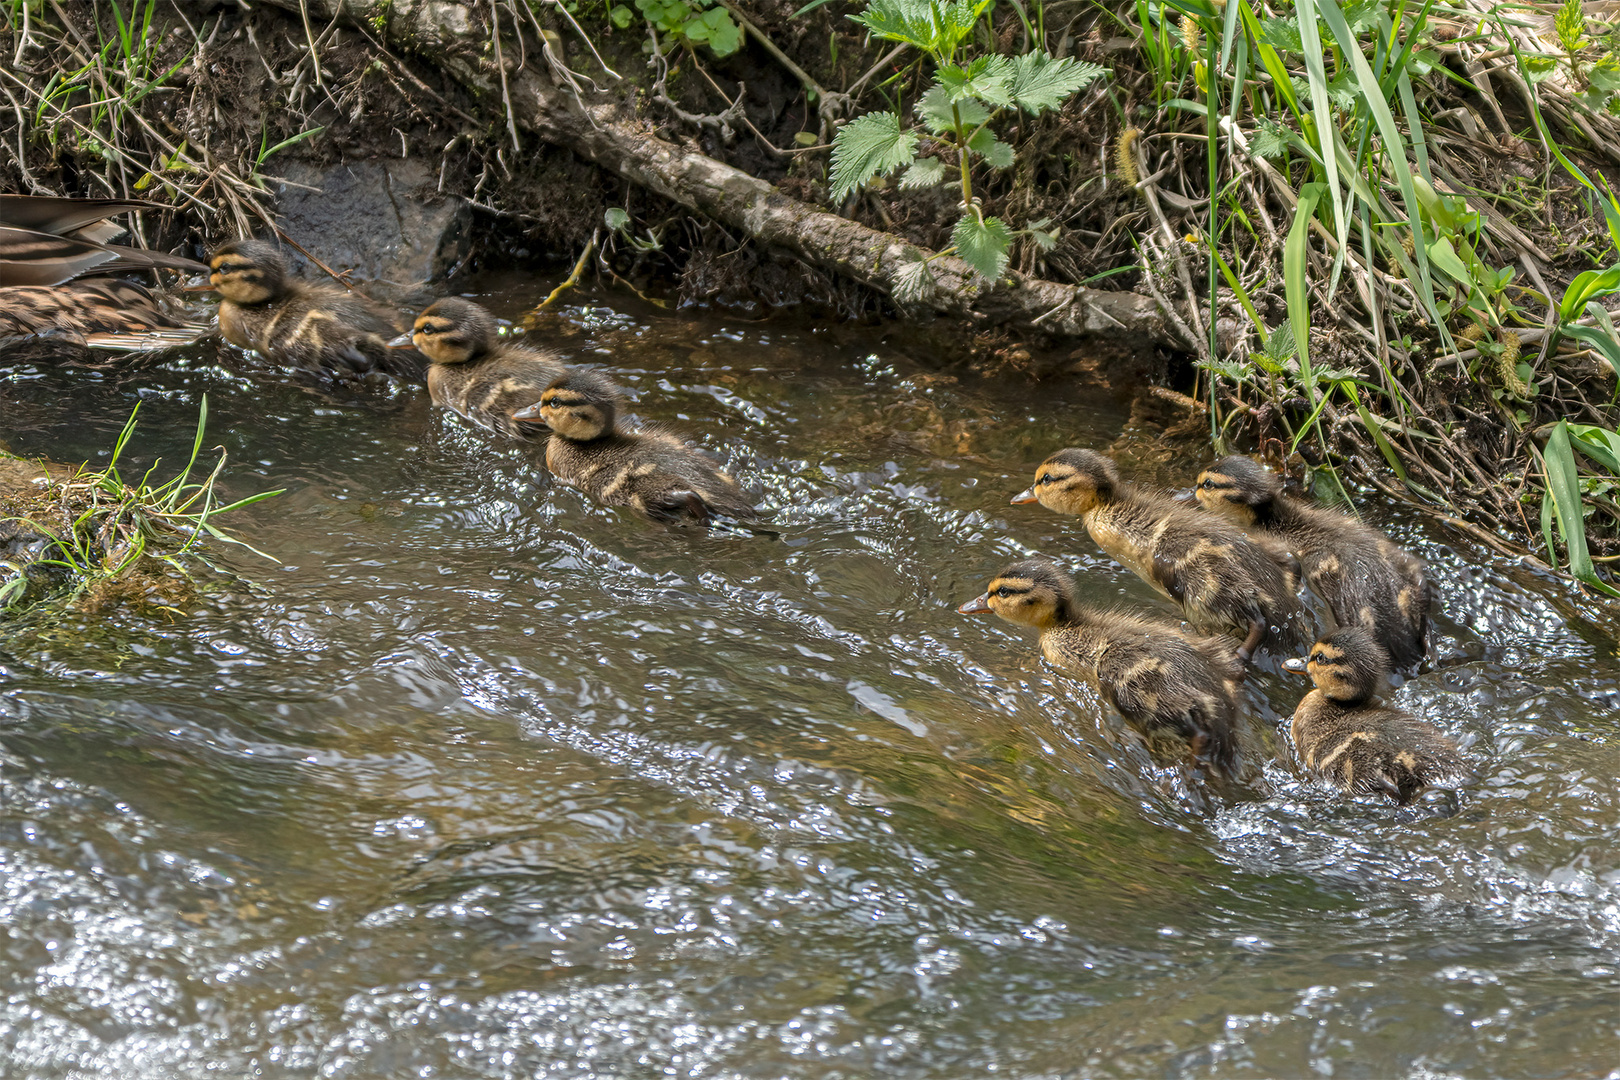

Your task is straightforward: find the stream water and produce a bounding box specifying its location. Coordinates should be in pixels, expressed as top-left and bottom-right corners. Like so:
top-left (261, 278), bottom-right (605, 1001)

top-left (0, 277), bottom-right (1617, 1079)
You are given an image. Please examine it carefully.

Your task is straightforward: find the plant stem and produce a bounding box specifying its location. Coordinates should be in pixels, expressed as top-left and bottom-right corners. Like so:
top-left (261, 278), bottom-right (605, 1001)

top-left (950, 101), bottom-right (976, 218)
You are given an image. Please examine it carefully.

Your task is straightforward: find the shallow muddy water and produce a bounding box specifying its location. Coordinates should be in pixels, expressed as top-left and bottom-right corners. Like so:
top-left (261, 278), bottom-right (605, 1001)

top-left (1, 277), bottom-right (1617, 1079)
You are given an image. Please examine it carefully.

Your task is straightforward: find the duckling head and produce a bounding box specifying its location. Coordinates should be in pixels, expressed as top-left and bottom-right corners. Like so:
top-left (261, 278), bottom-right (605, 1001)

top-left (957, 557), bottom-right (1077, 630)
top-left (525, 368), bottom-right (620, 441)
top-left (1194, 455), bottom-right (1281, 526)
top-left (399, 297), bottom-right (498, 365)
top-left (1011, 448), bottom-right (1120, 516)
top-left (1303, 626), bottom-right (1390, 705)
top-left (206, 239), bottom-right (288, 305)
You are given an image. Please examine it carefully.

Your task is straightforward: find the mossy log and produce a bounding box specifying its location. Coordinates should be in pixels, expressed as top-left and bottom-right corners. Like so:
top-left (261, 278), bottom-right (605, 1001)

top-left (267, 0), bottom-right (1172, 354)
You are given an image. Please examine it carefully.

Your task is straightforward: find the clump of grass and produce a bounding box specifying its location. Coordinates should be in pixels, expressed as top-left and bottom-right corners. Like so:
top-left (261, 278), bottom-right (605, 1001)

top-left (0, 396), bottom-right (282, 617)
top-left (1115, 0), bottom-right (1620, 597)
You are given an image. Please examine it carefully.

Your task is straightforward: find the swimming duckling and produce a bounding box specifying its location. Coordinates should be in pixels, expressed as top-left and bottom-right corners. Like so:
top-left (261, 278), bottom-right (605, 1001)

top-left (390, 297), bottom-right (566, 442)
top-left (1288, 626), bottom-right (1464, 804)
top-left (1, 195), bottom-right (209, 350)
top-left (1194, 455), bottom-right (1430, 671)
top-left (514, 368), bottom-right (756, 524)
top-left (199, 239), bottom-right (418, 381)
top-left (959, 557), bottom-right (1244, 773)
top-left (1013, 449), bottom-right (1306, 660)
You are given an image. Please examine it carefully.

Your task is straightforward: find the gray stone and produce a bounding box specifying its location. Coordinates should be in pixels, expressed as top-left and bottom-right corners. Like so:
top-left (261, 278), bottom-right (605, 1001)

top-left (272, 159), bottom-right (470, 305)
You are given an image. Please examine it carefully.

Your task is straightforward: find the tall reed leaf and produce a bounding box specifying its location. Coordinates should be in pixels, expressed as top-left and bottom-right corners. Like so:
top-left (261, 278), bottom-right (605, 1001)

top-left (1315, 0), bottom-right (1442, 330)
top-left (1293, 0), bottom-right (1348, 270)
top-left (1286, 182), bottom-right (1326, 375)
top-left (1544, 421), bottom-right (1620, 597)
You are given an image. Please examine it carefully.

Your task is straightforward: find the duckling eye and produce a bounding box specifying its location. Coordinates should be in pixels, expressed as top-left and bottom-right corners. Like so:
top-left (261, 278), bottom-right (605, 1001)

top-left (993, 586), bottom-right (1009, 598)
top-left (1034, 474), bottom-right (1050, 486)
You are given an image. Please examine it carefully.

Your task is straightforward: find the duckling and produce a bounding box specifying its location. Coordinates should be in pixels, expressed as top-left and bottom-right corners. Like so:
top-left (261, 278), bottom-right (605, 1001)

top-left (959, 557), bottom-right (1245, 772)
top-left (1, 195), bottom-right (209, 349)
top-left (1288, 626), bottom-right (1464, 804)
top-left (1194, 455), bottom-right (1430, 671)
top-left (514, 368), bottom-right (756, 524)
top-left (199, 239), bottom-right (419, 381)
top-left (390, 297), bottom-right (566, 442)
top-left (1013, 449), bottom-right (1306, 660)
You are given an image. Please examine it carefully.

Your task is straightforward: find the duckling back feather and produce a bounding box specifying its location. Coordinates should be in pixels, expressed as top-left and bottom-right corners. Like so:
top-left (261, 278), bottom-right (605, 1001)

top-left (1198, 456), bottom-right (1430, 669)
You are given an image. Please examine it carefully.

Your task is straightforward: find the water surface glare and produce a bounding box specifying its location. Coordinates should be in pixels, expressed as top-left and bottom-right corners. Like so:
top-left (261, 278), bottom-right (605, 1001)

top-left (1, 284), bottom-right (1618, 1079)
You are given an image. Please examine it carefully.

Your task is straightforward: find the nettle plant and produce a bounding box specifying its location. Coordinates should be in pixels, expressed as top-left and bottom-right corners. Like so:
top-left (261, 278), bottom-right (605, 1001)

top-left (827, 0), bottom-right (1106, 293)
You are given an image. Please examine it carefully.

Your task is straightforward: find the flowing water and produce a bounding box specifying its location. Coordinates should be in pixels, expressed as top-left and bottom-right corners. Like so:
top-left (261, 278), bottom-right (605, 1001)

top-left (1, 277), bottom-right (1617, 1079)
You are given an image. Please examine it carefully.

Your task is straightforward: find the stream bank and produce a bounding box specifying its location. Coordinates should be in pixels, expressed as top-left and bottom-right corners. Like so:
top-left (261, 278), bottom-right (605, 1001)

top-left (4, 1), bottom-right (1620, 576)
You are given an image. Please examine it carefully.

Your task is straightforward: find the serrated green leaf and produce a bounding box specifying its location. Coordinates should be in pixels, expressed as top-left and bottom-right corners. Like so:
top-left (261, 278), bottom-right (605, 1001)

top-left (892, 258), bottom-right (937, 305)
top-left (829, 111), bottom-right (918, 201)
top-left (1005, 52), bottom-right (1107, 113)
top-left (898, 156), bottom-right (948, 188)
top-left (1264, 324), bottom-right (1299, 362)
top-left (966, 126), bottom-right (1014, 167)
top-left (952, 214), bottom-right (1012, 281)
top-left (1250, 117), bottom-right (1290, 160)
top-left (1325, 70), bottom-right (1359, 111)
top-left (1343, 0), bottom-right (1383, 33)
top-left (1589, 54), bottom-right (1620, 98)
top-left (1257, 17), bottom-right (1303, 52)
top-left (915, 83), bottom-right (990, 134)
top-left (850, 0), bottom-right (992, 56)
top-left (1523, 54), bottom-right (1560, 84)
top-left (938, 56), bottom-right (1015, 106)
top-left (1029, 227), bottom-right (1059, 252)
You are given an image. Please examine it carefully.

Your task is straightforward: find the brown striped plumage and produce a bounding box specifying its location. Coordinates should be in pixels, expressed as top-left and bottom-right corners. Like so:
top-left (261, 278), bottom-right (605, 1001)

top-left (516, 368), bottom-right (756, 524)
top-left (1290, 627), bottom-right (1464, 804)
top-left (397, 297), bottom-right (565, 441)
top-left (959, 557), bottom-right (1244, 773)
top-left (0, 195), bottom-right (207, 349)
top-left (1013, 449), bottom-right (1307, 661)
top-left (1195, 455), bottom-right (1431, 671)
top-left (205, 240), bottom-right (419, 381)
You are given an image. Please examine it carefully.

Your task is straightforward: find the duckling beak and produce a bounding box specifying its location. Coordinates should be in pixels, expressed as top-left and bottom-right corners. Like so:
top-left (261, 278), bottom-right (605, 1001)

top-left (1172, 488), bottom-right (1197, 504)
top-left (511, 401), bottom-right (545, 421)
top-left (181, 276), bottom-right (215, 293)
top-left (386, 332), bottom-right (416, 349)
top-left (957, 593), bottom-right (993, 615)
top-left (1010, 487), bottom-right (1037, 505)
top-left (1282, 656), bottom-right (1308, 674)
